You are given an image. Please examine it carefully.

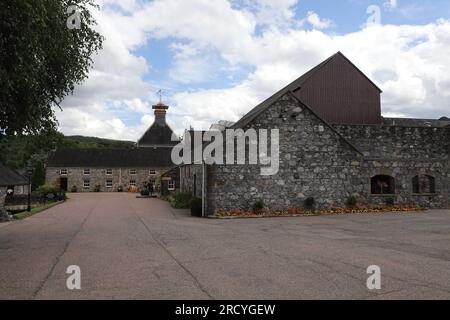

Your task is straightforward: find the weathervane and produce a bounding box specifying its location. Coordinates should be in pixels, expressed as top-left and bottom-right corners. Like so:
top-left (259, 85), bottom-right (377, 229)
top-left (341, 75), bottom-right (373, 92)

top-left (157, 89), bottom-right (163, 103)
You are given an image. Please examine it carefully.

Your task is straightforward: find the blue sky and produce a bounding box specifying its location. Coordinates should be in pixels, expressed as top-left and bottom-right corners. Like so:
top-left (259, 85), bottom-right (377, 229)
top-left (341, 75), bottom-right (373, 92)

top-left (59, 0), bottom-right (450, 140)
top-left (295, 0), bottom-right (450, 31)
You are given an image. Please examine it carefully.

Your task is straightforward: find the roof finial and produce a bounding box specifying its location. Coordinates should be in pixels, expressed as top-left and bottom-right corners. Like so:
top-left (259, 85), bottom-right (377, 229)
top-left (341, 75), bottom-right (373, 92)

top-left (157, 89), bottom-right (163, 104)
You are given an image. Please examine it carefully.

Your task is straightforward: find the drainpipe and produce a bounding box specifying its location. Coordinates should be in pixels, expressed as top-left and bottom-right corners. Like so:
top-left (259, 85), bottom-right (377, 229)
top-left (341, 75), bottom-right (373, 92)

top-left (202, 161), bottom-right (206, 217)
top-left (179, 166), bottom-right (182, 193)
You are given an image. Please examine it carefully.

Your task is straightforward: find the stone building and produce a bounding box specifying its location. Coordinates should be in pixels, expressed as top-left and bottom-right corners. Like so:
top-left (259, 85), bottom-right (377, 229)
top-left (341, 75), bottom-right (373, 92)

top-left (1, 164), bottom-right (29, 221)
top-left (45, 102), bottom-right (179, 194)
top-left (180, 52), bottom-right (450, 215)
top-left (0, 164), bottom-right (29, 195)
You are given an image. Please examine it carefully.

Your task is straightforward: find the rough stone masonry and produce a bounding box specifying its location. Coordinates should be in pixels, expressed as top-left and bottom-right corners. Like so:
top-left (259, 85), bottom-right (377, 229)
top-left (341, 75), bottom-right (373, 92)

top-left (203, 92), bottom-right (449, 214)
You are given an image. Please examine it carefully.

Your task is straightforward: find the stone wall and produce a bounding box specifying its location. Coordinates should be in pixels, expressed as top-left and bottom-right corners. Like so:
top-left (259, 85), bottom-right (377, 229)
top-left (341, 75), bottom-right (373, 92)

top-left (160, 167), bottom-right (180, 197)
top-left (448, 159), bottom-right (450, 206)
top-left (360, 159), bottom-right (448, 208)
top-left (13, 185), bottom-right (29, 195)
top-left (206, 93), bottom-right (365, 214)
top-left (204, 92), bottom-right (449, 214)
top-left (0, 187), bottom-right (9, 221)
top-left (334, 124), bottom-right (450, 159)
top-left (334, 120), bottom-right (449, 208)
top-left (46, 167), bottom-right (170, 192)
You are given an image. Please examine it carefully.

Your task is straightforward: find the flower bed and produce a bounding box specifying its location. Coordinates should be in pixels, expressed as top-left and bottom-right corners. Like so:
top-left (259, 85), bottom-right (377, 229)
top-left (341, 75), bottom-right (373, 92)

top-left (214, 206), bottom-right (425, 218)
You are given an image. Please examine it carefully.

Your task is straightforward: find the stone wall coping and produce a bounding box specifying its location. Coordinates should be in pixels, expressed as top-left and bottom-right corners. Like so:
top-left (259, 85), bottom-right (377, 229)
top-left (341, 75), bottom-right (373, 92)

top-left (364, 157), bottom-right (449, 162)
top-left (334, 124), bottom-right (450, 130)
top-left (46, 166), bottom-right (168, 169)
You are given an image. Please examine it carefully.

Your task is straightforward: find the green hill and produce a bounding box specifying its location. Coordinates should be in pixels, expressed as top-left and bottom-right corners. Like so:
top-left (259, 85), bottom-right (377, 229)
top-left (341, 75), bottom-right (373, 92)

top-left (1, 132), bottom-right (137, 189)
top-left (64, 135), bottom-right (135, 149)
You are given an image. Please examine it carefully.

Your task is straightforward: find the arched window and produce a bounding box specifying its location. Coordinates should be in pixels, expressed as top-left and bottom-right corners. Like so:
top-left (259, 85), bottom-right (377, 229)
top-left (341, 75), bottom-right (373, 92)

top-left (371, 175), bottom-right (395, 195)
top-left (412, 175), bottom-right (436, 194)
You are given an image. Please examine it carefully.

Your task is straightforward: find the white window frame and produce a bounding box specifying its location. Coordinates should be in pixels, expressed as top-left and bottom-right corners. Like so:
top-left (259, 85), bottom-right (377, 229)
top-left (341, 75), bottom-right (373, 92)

top-left (83, 180), bottom-right (90, 189)
top-left (129, 180), bottom-right (137, 186)
top-left (106, 179), bottom-right (113, 188)
top-left (129, 169), bottom-right (137, 175)
top-left (83, 169), bottom-right (91, 175)
top-left (168, 181), bottom-right (175, 191)
top-left (149, 169), bottom-right (156, 175)
top-left (60, 169), bottom-right (68, 175)
top-left (106, 169), bottom-right (113, 175)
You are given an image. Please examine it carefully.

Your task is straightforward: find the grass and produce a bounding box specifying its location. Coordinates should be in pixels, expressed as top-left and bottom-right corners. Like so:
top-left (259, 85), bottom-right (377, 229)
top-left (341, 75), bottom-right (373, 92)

top-left (13, 201), bottom-right (65, 220)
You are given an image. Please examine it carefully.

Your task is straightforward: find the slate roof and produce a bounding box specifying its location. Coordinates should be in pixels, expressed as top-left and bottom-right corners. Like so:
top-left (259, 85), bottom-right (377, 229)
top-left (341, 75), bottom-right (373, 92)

top-left (0, 164), bottom-right (28, 186)
top-left (46, 148), bottom-right (175, 168)
top-left (137, 122), bottom-right (178, 147)
top-left (232, 52), bottom-right (381, 129)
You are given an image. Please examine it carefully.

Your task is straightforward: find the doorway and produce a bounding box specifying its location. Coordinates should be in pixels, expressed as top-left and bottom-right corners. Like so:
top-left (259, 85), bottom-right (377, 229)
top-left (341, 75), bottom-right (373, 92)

top-left (60, 177), bottom-right (68, 192)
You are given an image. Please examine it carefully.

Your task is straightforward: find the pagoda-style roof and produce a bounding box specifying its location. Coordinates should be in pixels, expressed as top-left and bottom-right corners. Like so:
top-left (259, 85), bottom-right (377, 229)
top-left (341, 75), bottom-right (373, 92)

top-left (137, 102), bottom-right (178, 148)
top-left (137, 122), bottom-right (178, 148)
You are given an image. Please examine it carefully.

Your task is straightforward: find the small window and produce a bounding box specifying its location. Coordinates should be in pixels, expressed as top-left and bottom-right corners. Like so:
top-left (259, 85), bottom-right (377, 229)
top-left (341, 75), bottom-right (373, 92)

top-left (149, 169), bottom-right (156, 175)
top-left (60, 169), bottom-right (68, 175)
top-left (413, 175), bottom-right (436, 194)
top-left (6, 186), bottom-right (14, 196)
top-left (83, 180), bottom-right (90, 189)
top-left (371, 175), bottom-right (395, 195)
top-left (84, 169), bottom-right (91, 175)
top-left (129, 180), bottom-right (137, 186)
top-left (168, 181), bottom-right (175, 191)
top-left (129, 169), bottom-right (137, 175)
top-left (106, 180), bottom-right (113, 188)
top-left (106, 169), bottom-right (113, 175)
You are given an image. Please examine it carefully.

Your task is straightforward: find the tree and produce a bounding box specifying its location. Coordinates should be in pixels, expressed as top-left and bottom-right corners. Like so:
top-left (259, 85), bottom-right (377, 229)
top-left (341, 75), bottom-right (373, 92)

top-left (0, 0), bottom-right (103, 136)
top-left (31, 161), bottom-right (46, 191)
top-left (0, 127), bottom-right (65, 169)
top-left (0, 1), bottom-right (102, 216)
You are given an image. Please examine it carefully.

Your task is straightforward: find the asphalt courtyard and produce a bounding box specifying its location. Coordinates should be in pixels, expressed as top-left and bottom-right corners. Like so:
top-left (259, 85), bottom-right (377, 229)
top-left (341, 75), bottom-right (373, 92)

top-left (0, 193), bottom-right (449, 300)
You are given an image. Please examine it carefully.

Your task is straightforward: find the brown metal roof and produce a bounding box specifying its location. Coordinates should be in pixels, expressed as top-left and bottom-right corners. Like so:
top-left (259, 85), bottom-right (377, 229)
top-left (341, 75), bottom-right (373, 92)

top-left (232, 52), bottom-right (382, 129)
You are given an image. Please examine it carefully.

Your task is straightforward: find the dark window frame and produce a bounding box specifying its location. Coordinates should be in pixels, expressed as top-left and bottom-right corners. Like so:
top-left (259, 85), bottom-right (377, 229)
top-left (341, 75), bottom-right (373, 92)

top-left (412, 175), bottom-right (436, 194)
top-left (371, 175), bottom-right (396, 195)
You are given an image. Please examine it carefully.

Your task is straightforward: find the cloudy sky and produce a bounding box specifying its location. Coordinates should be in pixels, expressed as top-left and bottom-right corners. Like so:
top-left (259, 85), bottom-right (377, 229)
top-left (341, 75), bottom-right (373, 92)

top-left (58, 0), bottom-right (450, 141)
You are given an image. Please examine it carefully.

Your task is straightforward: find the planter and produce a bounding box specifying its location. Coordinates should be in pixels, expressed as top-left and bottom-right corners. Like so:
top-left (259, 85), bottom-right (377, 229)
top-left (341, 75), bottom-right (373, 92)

top-left (190, 197), bottom-right (203, 217)
top-left (191, 207), bottom-right (202, 217)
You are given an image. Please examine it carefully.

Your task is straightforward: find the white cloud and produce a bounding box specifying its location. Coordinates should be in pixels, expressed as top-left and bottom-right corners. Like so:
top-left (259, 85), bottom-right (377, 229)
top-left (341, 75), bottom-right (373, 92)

top-left (168, 43), bottom-right (219, 84)
top-left (235, 0), bottom-right (299, 27)
top-left (304, 11), bottom-right (333, 30)
top-left (168, 21), bottom-right (450, 127)
top-left (384, 0), bottom-right (398, 11)
top-left (58, 1), bottom-right (450, 141)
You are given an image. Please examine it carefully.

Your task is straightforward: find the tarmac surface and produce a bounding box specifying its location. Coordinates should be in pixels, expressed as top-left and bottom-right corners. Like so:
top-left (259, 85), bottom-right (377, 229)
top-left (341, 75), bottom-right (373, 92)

top-left (0, 193), bottom-right (449, 300)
